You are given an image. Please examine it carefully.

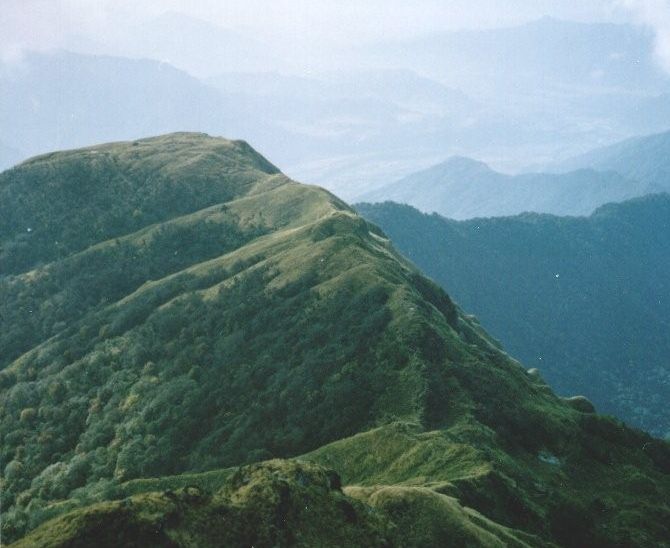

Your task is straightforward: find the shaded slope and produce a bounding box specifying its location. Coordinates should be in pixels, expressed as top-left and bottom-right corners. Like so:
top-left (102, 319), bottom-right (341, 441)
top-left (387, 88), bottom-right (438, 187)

top-left (359, 156), bottom-right (649, 219)
top-left (358, 197), bottom-right (670, 436)
top-left (1, 135), bottom-right (669, 547)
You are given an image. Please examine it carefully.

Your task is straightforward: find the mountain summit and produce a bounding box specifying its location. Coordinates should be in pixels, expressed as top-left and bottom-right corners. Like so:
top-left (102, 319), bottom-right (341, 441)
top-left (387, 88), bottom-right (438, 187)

top-left (432, 155), bottom-right (493, 174)
top-left (1, 134), bottom-right (669, 546)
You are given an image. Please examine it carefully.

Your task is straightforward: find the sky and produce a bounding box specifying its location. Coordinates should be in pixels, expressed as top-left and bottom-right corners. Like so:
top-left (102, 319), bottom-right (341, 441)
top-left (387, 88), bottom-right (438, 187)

top-left (2, 0), bottom-right (670, 69)
top-left (624, 0), bottom-right (670, 72)
top-left (2, 0), bottom-right (670, 81)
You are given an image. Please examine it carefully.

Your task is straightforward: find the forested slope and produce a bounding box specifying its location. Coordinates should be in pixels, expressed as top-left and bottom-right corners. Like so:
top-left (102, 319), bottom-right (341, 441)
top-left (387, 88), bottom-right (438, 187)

top-left (1, 134), bottom-right (669, 547)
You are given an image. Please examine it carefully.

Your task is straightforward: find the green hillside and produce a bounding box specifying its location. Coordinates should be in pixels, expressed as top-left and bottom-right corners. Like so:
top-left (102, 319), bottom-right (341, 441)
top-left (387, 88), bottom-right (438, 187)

top-left (1, 134), bottom-right (669, 547)
top-left (358, 198), bottom-right (670, 437)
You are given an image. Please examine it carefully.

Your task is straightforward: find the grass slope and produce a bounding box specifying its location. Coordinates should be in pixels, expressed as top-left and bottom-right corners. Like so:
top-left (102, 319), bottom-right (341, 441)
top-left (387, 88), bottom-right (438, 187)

top-left (10, 459), bottom-right (547, 548)
top-left (1, 134), bottom-right (669, 547)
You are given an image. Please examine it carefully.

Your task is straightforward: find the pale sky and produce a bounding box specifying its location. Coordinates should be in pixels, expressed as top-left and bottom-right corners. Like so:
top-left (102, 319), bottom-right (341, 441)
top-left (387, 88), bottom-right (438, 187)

top-left (2, 0), bottom-right (670, 71)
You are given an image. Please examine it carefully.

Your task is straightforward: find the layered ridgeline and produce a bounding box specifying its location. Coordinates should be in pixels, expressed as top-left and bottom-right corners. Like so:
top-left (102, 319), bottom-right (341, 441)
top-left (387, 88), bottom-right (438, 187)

top-left (358, 198), bottom-right (670, 438)
top-left (359, 156), bottom-right (653, 219)
top-left (1, 134), bottom-right (669, 547)
top-left (553, 128), bottom-right (670, 192)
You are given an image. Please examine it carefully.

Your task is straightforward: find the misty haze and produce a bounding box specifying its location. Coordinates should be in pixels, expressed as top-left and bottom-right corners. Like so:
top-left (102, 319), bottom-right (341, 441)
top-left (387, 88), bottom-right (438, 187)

top-left (1, 2), bottom-right (670, 547)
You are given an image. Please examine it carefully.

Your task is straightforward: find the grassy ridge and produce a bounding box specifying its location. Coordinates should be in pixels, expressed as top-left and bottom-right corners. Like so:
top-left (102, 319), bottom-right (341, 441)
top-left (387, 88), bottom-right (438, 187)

top-left (1, 134), bottom-right (669, 546)
top-left (13, 459), bottom-right (551, 548)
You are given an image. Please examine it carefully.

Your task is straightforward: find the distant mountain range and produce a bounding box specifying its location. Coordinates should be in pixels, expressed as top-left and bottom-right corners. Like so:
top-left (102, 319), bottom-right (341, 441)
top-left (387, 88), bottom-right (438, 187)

top-left (363, 126), bottom-right (670, 218)
top-left (63, 11), bottom-right (283, 77)
top-left (2, 134), bottom-right (669, 547)
top-left (358, 195), bottom-right (670, 438)
top-left (360, 156), bottom-right (654, 219)
top-left (0, 51), bottom-right (237, 164)
top-left (4, 14), bottom-right (670, 197)
top-left (207, 68), bottom-right (477, 117)
top-left (552, 128), bottom-right (670, 191)
top-left (371, 16), bottom-right (668, 96)
top-left (0, 51), bottom-right (484, 195)
top-left (367, 17), bottom-right (670, 152)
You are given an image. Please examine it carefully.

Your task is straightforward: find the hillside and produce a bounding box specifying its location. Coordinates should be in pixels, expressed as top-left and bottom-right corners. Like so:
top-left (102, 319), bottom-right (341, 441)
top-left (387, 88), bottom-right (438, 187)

top-left (359, 156), bottom-right (650, 219)
top-left (554, 129), bottom-right (670, 191)
top-left (1, 134), bottom-right (669, 547)
top-left (358, 197), bottom-right (670, 437)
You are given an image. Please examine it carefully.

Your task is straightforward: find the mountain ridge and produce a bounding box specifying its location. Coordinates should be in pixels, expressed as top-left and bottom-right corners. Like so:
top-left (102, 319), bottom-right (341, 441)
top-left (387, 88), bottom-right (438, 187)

top-left (2, 134), bottom-right (669, 547)
top-left (551, 128), bottom-right (670, 191)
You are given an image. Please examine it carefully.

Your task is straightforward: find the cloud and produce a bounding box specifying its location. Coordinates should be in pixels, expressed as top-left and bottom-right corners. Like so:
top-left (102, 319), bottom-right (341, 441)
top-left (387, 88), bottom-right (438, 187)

top-left (0, 0), bottom-right (653, 76)
top-left (0, 0), bottom-right (173, 58)
top-left (1, 0), bottom-right (623, 54)
top-left (620, 0), bottom-right (670, 72)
